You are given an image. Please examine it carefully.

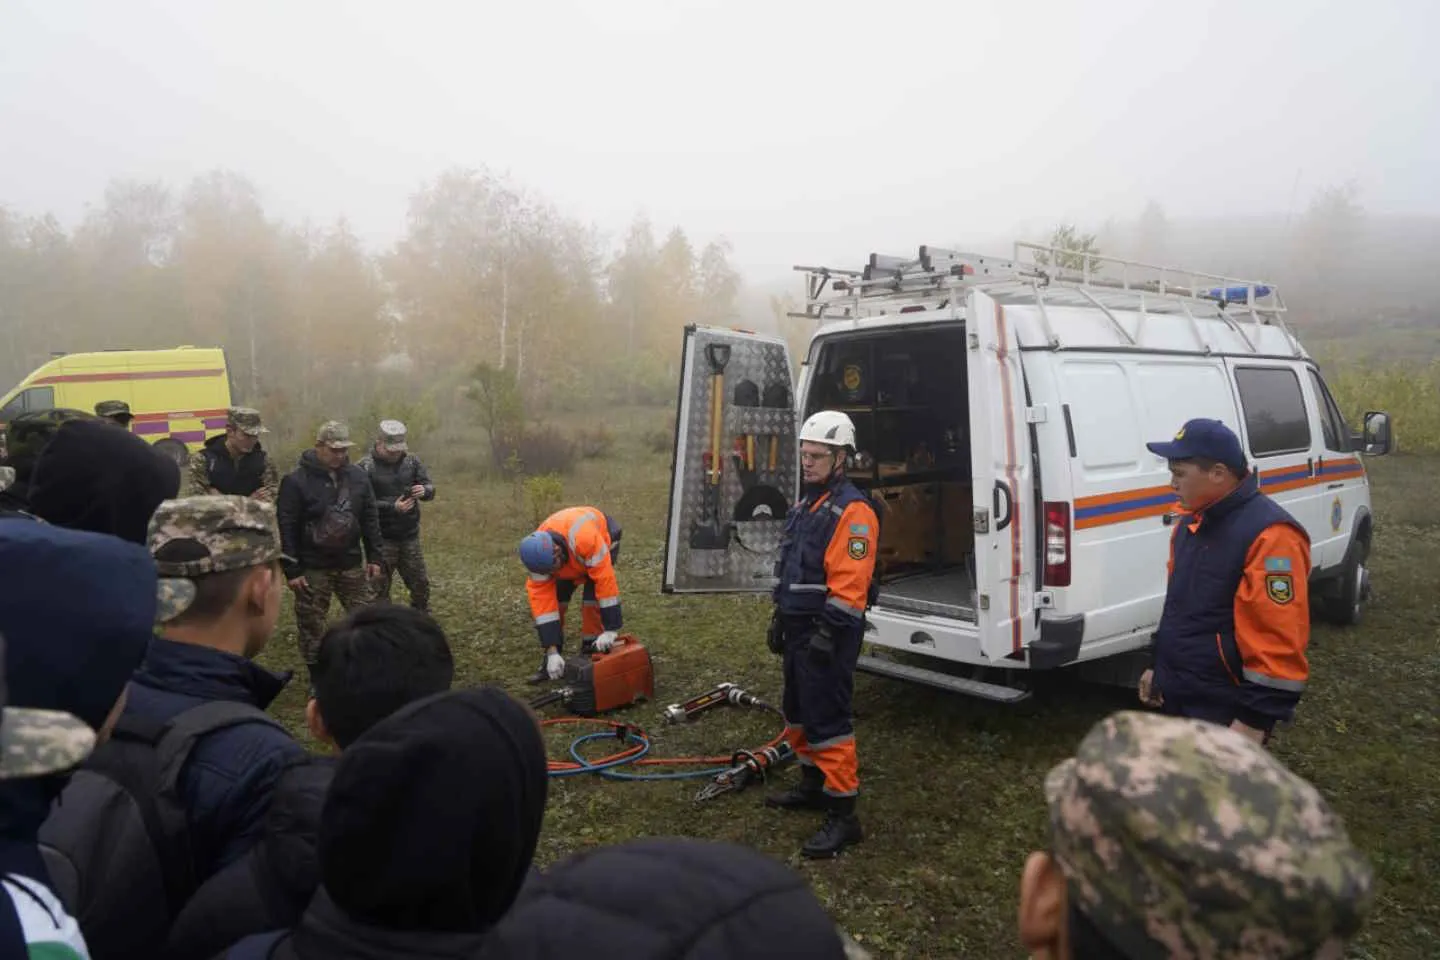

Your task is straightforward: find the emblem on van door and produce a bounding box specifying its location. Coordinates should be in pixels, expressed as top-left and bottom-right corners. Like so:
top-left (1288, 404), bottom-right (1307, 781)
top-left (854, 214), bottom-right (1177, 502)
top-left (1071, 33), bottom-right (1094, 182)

top-left (1331, 496), bottom-right (1343, 532)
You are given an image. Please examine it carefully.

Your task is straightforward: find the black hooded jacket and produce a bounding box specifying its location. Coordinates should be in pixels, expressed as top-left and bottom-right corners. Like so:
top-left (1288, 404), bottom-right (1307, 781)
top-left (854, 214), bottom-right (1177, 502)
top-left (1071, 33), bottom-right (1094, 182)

top-left (25, 418), bottom-right (181, 545)
top-left (276, 450), bottom-right (384, 578)
top-left (478, 838), bottom-right (858, 960)
top-left (222, 686), bottom-right (549, 960)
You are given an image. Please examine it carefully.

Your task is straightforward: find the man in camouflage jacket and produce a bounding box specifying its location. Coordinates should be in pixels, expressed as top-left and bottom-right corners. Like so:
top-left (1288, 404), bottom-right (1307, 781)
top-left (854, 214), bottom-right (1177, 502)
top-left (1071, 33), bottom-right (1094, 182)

top-left (188, 408), bottom-right (279, 501)
top-left (358, 419), bottom-right (435, 612)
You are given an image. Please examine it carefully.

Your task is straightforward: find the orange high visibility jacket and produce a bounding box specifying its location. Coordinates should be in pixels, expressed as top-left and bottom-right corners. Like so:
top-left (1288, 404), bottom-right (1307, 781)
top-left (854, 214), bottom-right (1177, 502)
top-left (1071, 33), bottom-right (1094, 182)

top-left (525, 506), bottom-right (622, 648)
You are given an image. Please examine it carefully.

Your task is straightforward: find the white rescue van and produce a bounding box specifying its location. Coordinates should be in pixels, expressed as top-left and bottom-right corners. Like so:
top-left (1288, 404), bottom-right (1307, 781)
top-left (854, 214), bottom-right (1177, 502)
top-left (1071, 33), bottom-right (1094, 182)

top-left (660, 243), bottom-right (1394, 702)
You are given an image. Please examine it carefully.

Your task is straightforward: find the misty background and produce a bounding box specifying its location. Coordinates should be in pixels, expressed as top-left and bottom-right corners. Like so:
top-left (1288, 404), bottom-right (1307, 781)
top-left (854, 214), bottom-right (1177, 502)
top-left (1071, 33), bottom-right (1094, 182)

top-left (2, 0), bottom-right (1437, 438)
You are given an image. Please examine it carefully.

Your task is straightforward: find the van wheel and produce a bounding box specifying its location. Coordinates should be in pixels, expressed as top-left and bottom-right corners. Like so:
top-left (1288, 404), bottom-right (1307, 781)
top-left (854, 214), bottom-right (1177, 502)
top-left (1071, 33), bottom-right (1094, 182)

top-left (1325, 538), bottom-right (1371, 627)
top-left (152, 439), bottom-right (191, 472)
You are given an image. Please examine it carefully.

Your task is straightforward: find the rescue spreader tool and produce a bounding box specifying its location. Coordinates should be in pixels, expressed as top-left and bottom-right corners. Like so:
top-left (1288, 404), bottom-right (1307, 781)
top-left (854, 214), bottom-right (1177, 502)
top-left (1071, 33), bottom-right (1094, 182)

top-left (694, 742), bottom-right (796, 803)
top-left (663, 681), bottom-right (765, 723)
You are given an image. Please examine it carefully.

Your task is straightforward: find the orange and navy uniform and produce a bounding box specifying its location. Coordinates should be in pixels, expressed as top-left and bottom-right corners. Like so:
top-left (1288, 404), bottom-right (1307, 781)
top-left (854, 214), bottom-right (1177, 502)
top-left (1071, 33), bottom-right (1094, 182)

top-left (1153, 470), bottom-right (1311, 732)
top-left (773, 477), bottom-right (879, 798)
top-left (525, 506), bottom-right (622, 650)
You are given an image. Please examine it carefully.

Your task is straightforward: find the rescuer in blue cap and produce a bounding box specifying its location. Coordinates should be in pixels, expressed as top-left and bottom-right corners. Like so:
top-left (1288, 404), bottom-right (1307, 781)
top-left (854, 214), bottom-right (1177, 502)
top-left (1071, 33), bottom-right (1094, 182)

top-left (1141, 417), bottom-right (1312, 746)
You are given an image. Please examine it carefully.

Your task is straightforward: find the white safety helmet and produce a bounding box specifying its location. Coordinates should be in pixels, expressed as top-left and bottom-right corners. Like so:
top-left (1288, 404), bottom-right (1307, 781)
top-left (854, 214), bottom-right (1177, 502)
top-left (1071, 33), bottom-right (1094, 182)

top-left (798, 410), bottom-right (857, 452)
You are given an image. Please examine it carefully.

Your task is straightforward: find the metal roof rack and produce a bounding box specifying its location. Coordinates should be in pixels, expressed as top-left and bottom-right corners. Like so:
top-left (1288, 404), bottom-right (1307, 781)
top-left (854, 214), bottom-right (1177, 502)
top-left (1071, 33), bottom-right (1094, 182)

top-left (788, 241), bottom-right (1297, 355)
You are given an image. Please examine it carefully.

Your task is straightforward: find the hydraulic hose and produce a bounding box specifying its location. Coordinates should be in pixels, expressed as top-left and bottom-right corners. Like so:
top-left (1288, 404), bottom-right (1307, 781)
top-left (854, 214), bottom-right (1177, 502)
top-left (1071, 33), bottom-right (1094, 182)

top-left (539, 692), bottom-right (787, 782)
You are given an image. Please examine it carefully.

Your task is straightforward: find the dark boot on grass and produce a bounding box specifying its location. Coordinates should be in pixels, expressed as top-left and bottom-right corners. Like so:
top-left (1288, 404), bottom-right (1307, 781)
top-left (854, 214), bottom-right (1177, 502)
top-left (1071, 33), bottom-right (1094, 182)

top-left (801, 795), bottom-right (863, 859)
top-left (765, 763), bottom-right (826, 811)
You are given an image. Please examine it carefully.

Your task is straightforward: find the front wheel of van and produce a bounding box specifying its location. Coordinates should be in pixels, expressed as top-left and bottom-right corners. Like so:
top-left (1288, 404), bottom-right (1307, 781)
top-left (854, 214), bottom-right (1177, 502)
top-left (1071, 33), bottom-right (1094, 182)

top-left (1325, 539), bottom-right (1371, 627)
top-left (152, 438), bottom-right (192, 473)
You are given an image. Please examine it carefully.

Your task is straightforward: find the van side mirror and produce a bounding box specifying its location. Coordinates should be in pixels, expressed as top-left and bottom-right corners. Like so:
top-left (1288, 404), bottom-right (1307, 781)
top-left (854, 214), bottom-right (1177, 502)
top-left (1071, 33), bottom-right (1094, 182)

top-left (1359, 411), bottom-right (1392, 456)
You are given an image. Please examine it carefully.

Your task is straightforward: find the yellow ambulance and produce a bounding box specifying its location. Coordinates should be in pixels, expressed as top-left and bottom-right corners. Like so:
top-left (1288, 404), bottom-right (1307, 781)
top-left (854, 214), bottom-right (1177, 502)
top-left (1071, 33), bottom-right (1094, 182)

top-left (0, 346), bottom-right (235, 468)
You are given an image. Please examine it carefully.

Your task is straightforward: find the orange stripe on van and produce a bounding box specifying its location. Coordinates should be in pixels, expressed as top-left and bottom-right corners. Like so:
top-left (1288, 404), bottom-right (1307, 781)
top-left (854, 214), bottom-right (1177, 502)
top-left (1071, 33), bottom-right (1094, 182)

top-left (31, 368), bottom-right (224, 386)
top-left (130, 408), bottom-right (229, 423)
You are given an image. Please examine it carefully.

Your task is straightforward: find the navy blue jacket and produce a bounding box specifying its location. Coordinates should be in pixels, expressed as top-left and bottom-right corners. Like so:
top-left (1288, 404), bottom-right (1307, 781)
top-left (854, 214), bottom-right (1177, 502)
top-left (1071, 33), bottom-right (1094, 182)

top-left (773, 477), bottom-right (879, 634)
top-left (123, 638), bottom-right (305, 882)
top-left (1153, 472), bottom-right (1312, 731)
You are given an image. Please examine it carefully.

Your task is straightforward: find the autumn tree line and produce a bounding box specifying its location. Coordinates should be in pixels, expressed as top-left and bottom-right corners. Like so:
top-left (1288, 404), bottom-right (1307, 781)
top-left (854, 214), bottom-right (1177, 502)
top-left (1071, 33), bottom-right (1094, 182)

top-left (0, 167), bottom-right (743, 441)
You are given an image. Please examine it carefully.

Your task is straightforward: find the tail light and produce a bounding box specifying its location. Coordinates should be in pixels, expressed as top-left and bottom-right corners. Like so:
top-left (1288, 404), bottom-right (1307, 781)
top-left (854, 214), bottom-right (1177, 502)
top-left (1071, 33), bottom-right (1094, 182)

top-left (1044, 501), bottom-right (1071, 587)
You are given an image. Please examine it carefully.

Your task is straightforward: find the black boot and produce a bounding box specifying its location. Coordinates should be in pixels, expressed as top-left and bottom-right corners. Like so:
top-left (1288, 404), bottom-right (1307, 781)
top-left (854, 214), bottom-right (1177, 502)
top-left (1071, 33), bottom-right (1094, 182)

top-left (801, 795), bottom-right (863, 859)
top-left (526, 653), bottom-right (553, 685)
top-left (764, 764), bottom-right (826, 811)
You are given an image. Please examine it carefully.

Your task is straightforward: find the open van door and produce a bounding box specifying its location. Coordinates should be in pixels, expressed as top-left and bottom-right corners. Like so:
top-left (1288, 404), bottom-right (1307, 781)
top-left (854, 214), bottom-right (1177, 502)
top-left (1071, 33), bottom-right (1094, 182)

top-left (966, 289), bottom-right (1040, 660)
top-left (661, 324), bottom-right (798, 593)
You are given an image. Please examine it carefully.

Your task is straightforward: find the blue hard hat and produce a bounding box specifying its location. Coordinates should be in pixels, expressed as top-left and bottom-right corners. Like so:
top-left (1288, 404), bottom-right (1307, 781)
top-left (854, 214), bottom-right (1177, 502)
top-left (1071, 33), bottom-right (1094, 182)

top-left (519, 532), bottom-right (559, 574)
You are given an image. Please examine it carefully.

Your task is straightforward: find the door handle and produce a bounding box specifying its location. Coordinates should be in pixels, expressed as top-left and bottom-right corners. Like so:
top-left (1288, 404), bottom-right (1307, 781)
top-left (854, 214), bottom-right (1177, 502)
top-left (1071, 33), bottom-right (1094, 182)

top-left (993, 480), bottom-right (1013, 532)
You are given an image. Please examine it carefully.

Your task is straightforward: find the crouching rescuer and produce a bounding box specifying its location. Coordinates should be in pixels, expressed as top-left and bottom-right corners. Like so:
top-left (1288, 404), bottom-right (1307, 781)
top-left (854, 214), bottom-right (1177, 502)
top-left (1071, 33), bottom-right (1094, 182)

top-left (517, 506), bottom-right (624, 683)
top-left (765, 410), bottom-right (878, 859)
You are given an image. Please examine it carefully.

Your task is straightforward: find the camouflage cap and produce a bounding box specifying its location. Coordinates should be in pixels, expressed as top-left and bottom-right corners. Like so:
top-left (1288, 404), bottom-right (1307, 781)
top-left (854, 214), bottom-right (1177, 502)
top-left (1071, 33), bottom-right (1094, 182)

top-left (1044, 710), bottom-right (1375, 960)
top-left (227, 407), bottom-right (269, 437)
top-left (0, 633), bottom-right (96, 780)
top-left (316, 420), bottom-right (355, 449)
top-left (147, 494), bottom-right (291, 582)
top-left (94, 400), bottom-right (132, 419)
top-left (377, 418), bottom-right (408, 453)
top-left (2, 409), bottom-right (99, 476)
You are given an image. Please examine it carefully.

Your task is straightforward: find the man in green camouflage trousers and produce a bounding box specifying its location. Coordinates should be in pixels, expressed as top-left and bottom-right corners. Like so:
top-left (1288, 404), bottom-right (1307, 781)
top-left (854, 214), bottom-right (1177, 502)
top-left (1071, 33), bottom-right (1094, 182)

top-left (276, 421), bottom-right (384, 666)
top-left (358, 419), bottom-right (435, 612)
top-left (1018, 709), bottom-right (1375, 959)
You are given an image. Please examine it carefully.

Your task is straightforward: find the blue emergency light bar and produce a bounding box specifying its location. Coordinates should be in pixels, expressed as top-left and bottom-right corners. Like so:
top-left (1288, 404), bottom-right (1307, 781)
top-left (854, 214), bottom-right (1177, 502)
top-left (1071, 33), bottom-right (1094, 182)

top-left (1207, 285), bottom-right (1272, 301)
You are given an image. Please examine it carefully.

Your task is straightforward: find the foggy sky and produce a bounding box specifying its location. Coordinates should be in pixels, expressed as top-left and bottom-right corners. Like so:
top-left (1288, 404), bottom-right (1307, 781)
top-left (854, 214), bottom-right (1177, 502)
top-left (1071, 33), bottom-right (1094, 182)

top-left (2, 0), bottom-right (1436, 285)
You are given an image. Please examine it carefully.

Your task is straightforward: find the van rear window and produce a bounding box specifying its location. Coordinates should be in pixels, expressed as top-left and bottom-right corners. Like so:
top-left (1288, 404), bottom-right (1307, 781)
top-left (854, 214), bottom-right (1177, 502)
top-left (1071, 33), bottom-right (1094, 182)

top-left (1233, 366), bottom-right (1311, 457)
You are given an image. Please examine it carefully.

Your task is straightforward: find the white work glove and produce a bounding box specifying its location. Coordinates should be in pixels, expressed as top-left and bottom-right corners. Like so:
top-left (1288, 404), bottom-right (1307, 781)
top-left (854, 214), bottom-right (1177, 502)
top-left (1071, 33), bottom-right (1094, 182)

top-left (546, 652), bottom-right (566, 680)
top-left (594, 631), bottom-right (619, 652)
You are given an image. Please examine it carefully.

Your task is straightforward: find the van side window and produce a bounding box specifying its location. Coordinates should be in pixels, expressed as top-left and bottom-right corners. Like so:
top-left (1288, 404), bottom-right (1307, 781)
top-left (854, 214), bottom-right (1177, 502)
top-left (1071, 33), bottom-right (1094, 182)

top-left (0, 387), bottom-right (55, 420)
top-left (1233, 367), bottom-right (1311, 457)
top-left (1308, 369), bottom-right (1350, 452)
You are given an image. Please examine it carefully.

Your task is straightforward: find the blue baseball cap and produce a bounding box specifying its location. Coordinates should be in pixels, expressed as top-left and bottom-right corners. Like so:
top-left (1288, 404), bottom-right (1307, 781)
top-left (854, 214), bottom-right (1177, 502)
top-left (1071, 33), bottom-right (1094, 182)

top-left (1146, 418), bottom-right (1248, 473)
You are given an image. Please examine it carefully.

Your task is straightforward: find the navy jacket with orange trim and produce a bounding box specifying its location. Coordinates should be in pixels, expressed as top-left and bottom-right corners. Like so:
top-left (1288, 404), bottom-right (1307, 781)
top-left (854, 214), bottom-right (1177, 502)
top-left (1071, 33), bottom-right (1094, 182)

top-left (1153, 472), bottom-right (1311, 730)
top-left (773, 476), bottom-right (879, 633)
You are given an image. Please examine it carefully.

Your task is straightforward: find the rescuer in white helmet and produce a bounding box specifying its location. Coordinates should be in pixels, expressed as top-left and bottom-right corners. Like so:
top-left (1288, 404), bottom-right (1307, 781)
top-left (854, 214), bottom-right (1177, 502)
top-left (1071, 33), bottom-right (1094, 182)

top-left (763, 409), bottom-right (879, 859)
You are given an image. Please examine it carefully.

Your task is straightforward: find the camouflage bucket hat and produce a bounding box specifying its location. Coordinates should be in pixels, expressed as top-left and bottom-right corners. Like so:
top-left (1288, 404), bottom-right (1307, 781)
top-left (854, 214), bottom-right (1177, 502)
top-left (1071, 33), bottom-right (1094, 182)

top-left (94, 400), bottom-right (132, 419)
top-left (0, 633), bottom-right (96, 780)
top-left (147, 497), bottom-right (293, 622)
top-left (227, 407), bottom-right (268, 437)
top-left (316, 420), bottom-right (355, 449)
top-left (1044, 710), bottom-right (1375, 960)
top-left (378, 418), bottom-right (408, 453)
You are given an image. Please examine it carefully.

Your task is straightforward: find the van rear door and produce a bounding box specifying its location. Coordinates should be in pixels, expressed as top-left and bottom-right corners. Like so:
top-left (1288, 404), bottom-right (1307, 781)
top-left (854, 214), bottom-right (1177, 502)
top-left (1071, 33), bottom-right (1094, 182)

top-left (661, 324), bottom-right (798, 594)
top-left (965, 289), bottom-right (1039, 660)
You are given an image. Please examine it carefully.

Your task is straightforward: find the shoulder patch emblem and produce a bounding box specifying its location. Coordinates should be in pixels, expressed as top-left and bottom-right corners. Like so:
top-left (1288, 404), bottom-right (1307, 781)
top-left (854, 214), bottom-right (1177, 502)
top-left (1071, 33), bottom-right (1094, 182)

top-left (1265, 572), bottom-right (1294, 605)
top-left (847, 536), bottom-right (868, 560)
top-left (1263, 556), bottom-right (1292, 573)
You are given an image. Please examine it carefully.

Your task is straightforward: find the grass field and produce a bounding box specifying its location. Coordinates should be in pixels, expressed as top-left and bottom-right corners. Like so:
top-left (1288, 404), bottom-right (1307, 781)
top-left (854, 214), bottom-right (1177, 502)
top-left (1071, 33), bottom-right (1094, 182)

top-left (255, 408), bottom-right (1440, 959)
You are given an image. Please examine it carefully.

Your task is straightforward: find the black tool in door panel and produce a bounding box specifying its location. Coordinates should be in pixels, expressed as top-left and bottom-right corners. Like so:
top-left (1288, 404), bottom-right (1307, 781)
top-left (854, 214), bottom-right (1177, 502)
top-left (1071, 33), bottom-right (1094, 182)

top-left (732, 377), bottom-right (789, 521)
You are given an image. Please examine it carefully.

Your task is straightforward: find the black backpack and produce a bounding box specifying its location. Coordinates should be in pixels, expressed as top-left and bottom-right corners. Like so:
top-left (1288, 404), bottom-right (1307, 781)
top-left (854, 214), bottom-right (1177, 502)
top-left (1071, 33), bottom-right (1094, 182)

top-left (37, 699), bottom-right (289, 960)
